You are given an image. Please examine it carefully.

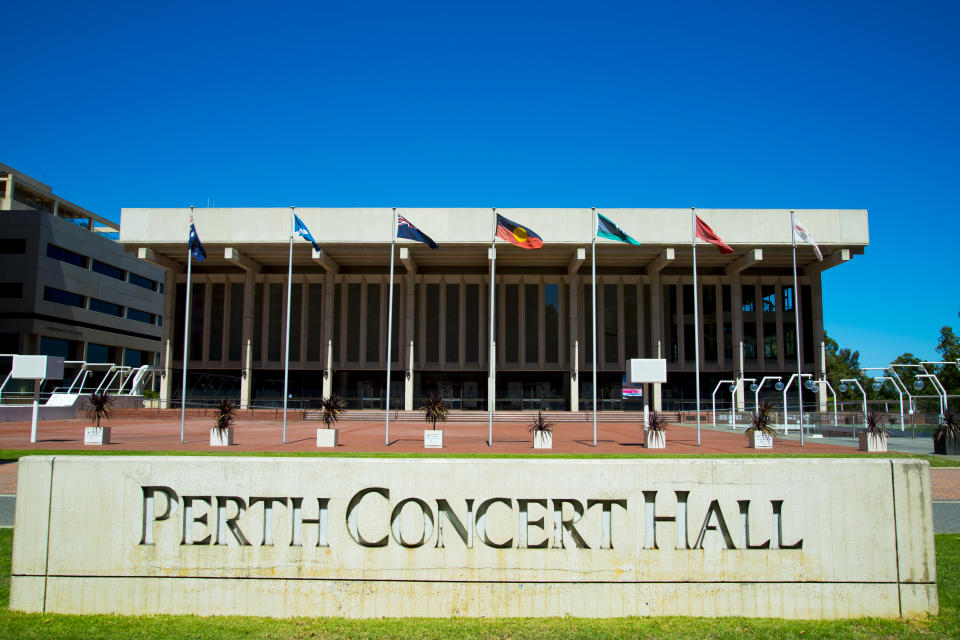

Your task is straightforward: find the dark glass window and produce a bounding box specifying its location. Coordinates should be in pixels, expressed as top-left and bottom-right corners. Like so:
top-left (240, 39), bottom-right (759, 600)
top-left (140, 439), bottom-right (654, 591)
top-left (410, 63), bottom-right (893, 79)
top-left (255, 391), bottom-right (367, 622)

top-left (544, 283), bottom-right (559, 363)
top-left (623, 284), bottom-right (637, 360)
top-left (446, 283), bottom-right (460, 363)
top-left (802, 285), bottom-right (814, 363)
top-left (741, 285), bottom-right (755, 312)
top-left (345, 283), bottom-right (362, 362)
top-left (0, 239), bottom-right (26, 253)
top-left (208, 283), bottom-right (225, 360)
top-left (92, 260), bottom-right (125, 281)
top-left (505, 284), bottom-right (519, 364)
top-left (306, 283), bottom-right (323, 362)
top-left (126, 307), bottom-right (154, 324)
top-left (189, 283), bottom-right (205, 361)
top-left (129, 272), bottom-right (157, 291)
top-left (40, 337), bottom-right (69, 359)
top-left (364, 283), bottom-right (379, 363)
top-left (762, 285), bottom-right (776, 312)
top-left (703, 285), bottom-right (717, 362)
top-left (584, 284), bottom-right (594, 365)
top-left (124, 349), bottom-right (147, 367)
top-left (784, 324), bottom-right (797, 358)
top-left (744, 321), bottom-right (757, 360)
top-left (253, 283), bottom-right (264, 362)
top-left (44, 286), bottom-right (84, 308)
top-left (664, 285), bottom-right (678, 362)
top-left (390, 283), bottom-right (400, 363)
top-left (783, 285), bottom-right (794, 312)
top-left (268, 283), bottom-right (283, 362)
top-left (425, 283), bottom-right (440, 363)
top-left (763, 321), bottom-right (778, 360)
top-left (0, 283), bottom-right (22, 298)
top-left (604, 283), bottom-right (618, 364)
top-left (46, 243), bottom-right (86, 268)
top-left (524, 284), bottom-right (538, 364)
top-left (465, 284), bottom-right (480, 362)
top-left (289, 283), bottom-right (303, 363)
top-left (90, 298), bottom-right (123, 317)
top-left (229, 283), bottom-right (244, 361)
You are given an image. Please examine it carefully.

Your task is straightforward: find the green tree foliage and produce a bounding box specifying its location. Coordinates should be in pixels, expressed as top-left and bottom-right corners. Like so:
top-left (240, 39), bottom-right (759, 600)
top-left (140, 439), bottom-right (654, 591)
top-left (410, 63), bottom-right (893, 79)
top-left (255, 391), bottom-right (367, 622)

top-left (824, 332), bottom-right (870, 402)
top-left (936, 324), bottom-right (960, 401)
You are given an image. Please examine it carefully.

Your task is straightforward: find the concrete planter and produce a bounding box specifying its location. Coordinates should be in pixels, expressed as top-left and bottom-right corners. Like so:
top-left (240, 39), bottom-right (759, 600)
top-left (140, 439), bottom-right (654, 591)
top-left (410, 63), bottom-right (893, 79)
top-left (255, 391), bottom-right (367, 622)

top-left (424, 429), bottom-right (443, 448)
top-left (934, 435), bottom-right (960, 455)
top-left (533, 431), bottom-right (553, 449)
top-left (210, 428), bottom-right (234, 447)
top-left (83, 426), bottom-right (110, 445)
top-left (859, 432), bottom-right (887, 452)
top-left (749, 431), bottom-right (773, 449)
top-left (316, 428), bottom-right (338, 448)
top-left (644, 429), bottom-right (666, 449)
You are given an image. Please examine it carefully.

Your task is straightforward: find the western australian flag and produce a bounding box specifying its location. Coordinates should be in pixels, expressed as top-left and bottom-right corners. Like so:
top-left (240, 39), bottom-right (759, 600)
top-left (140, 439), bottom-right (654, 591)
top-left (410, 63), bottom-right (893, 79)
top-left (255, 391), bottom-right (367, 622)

top-left (397, 215), bottom-right (438, 249)
top-left (294, 214), bottom-right (322, 252)
top-left (188, 221), bottom-right (206, 262)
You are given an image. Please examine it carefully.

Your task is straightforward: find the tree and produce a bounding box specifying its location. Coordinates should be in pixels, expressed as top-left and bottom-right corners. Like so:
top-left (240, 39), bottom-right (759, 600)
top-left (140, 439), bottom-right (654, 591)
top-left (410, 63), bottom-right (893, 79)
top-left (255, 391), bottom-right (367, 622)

top-left (824, 332), bottom-right (869, 403)
top-left (936, 325), bottom-right (960, 401)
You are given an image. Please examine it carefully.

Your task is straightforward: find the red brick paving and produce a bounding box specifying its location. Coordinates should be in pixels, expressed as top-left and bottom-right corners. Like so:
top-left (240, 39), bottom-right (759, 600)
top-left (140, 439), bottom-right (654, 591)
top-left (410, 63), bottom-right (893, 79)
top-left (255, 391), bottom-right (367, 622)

top-left (0, 413), bottom-right (957, 498)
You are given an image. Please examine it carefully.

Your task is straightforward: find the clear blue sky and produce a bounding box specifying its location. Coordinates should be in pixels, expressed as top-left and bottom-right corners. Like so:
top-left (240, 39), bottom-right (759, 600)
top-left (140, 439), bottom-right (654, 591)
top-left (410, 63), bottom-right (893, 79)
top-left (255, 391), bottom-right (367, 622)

top-left (5, 1), bottom-right (958, 368)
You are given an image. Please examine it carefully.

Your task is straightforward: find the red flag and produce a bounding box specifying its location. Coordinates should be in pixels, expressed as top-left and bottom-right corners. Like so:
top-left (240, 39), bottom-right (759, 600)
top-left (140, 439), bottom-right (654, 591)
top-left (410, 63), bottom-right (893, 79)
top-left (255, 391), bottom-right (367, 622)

top-left (694, 215), bottom-right (734, 254)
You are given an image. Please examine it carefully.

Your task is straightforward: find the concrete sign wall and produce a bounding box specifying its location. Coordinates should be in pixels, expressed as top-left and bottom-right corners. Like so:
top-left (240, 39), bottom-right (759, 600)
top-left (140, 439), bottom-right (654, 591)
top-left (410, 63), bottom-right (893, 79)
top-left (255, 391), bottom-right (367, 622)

top-left (10, 456), bottom-right (937, 619)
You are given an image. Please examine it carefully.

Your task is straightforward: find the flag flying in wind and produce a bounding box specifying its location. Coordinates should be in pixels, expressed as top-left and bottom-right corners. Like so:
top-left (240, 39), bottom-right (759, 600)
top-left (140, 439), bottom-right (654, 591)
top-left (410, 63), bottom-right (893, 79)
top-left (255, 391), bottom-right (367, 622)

top-left (293, 214), bottom-right (321, 252)
top-left (496, 214), bottom-right (543, 249)
top-left (597, 212), bottom-right (640, 245)
top-left (188, 220), bottom-right (206, 262)
top-left (694, 215), bottom-right (734, 254)
top-left (398, 215), bottom-right (439, 249)
top-left (793, 217), bottom-right (823, 261)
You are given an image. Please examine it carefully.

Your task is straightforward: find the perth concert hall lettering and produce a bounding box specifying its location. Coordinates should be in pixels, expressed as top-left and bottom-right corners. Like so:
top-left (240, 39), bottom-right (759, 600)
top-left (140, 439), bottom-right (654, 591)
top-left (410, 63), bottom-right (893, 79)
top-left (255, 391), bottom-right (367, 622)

top-left (139, 486), bottom-right (802, 551)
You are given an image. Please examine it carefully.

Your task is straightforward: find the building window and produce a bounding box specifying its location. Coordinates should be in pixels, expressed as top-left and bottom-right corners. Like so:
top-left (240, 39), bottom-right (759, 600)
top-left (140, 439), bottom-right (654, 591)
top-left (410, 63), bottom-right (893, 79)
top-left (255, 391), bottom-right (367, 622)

top-left (129, 272), bottom-right (157, 291)
top-left (87, 343), bottom-right (117, 363)
top-left (603, 283), bottom-right (619, 365)
top-left (209, 283), bottom-right (225, 361)
top-left (0, 239), bottom-right (26, 253)
top-left (446, 283), bottom-right (460, 363)
top-left (741, 285), bottom-right (755, 312)
top-left (43, 286), bottom-right (85, 308)
top-left (425, 283), bottom-right (440, 363)
top-left (763, 322), bottom-right (778, 360)
top-left (306, 283), bottom-right (323, 362)
top-left (784, 324), bottom-right (797, 358)
top-left (90, 298), bottom-right (123, 317)
top-left (663, 285), bottom-right (678, 362)
top-left (126, 307), bottom-right (155, 324)
top-left (46, 243), bottom-right (87, 268)
top-left (744, 322), bottom-right (757, 360)
top-left (92, 260), bottom-right (125, 281)
top-left (544, 283), bottom-right (559, 363)
top-left (290, 283), bottom-right (303, 363)
top-left (504, 284), bottom-right (519, 364)
top-left (762, 285), bottom-right (776, 312)
top-left (465, 284), bottom-right (481, 363)
top-left (268, 283), bottom-right (283, 362)
top-left (229, 282), bottom-right (244, 361)
top-left (0, 283), bottom-right (22, 298)
top-left (124, 349), bottom-right (147, 367)
top-left (40, 337), bottom-right (70, 359)
top-left (525, 284), bottom-right (539, 364)
top-left (783, 285), bottom-right (794, 312)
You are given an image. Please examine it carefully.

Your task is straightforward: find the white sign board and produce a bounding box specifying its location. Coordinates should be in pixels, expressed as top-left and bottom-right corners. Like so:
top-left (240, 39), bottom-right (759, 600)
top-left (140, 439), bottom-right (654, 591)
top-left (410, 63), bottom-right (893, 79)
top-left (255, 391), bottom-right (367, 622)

top-left (627, 358), bottom-right (667, 384)
top-left (11, 355), bottom-right (64, 380)
top-left (424, 429), bottom-right (443, 448)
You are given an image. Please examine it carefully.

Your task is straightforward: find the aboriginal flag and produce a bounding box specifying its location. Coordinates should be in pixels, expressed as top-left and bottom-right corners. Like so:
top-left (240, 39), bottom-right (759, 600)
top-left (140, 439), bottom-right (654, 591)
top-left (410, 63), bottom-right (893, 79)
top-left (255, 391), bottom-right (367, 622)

top-left (496, 214), bottom-right (543, 249)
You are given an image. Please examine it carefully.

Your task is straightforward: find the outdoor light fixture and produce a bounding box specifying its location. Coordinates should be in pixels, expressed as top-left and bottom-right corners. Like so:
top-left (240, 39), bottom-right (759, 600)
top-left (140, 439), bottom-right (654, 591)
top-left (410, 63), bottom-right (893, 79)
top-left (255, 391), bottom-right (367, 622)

top-left (838, 383), bottom-right (848, 393)
top-left (775, 381), bottom-right (785, 392)
top-left (914, 379), bottom-right (924, 390)
top-left (729, 384), bottom-right (736, 393)
top-left (749, 383), bottom-right (759, 392)
top-left (804, 379), bottom-right (814, 390)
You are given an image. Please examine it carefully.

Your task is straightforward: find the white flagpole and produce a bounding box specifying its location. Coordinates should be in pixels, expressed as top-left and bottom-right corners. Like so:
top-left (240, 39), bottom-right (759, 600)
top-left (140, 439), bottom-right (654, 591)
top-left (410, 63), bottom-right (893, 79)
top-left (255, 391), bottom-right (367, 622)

top-left (180, 206), bottom-right (194, 444)
top-left (792, 210), bottom-right (805, 447)
top-left (488, 207), bottom-right (497, 446)
top-left (385, 208), bottom-right (397, 446)
top-left (691, 207), bottom-right (701, 447)
top-left (591, 207), bottom-right (598, 447)
top-left (282, 206), bottom-right (294, 444)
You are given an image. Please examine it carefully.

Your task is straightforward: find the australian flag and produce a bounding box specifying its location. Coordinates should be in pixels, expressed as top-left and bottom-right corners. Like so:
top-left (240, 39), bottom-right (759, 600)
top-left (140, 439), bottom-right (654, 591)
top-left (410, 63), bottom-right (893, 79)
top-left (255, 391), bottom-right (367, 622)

top-left (397, 215), bottom-right (438, 249)
top-left (188, 221), bottom-right (206, 262)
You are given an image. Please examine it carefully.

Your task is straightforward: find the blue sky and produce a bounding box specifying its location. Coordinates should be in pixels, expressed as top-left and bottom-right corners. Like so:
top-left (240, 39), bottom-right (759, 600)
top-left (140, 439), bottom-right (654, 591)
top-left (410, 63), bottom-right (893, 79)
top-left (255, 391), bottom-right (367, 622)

top-left (5, 1), bottom-right (958, 368)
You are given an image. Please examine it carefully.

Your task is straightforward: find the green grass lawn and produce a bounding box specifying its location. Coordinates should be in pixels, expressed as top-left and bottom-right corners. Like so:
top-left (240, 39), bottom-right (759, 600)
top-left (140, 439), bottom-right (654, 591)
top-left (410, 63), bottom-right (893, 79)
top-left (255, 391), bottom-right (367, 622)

top-left (0, 529), bottom-right (957, 639)
top-left (2, 448), bottom-right (959, 466)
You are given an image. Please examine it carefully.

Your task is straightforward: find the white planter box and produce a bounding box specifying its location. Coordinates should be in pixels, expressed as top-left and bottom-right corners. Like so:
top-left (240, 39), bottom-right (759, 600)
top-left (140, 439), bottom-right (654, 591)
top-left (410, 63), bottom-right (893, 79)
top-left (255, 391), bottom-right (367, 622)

top-left (210, 428), bottom-right (234, 447)
top-left (83, 426), bottom-right (110, 445)
top-left (859, 432), bottom-right (887, 452)
top-left (533, 431), bottom-right (553, 449)
top-left (316, 428), bottom-right (338, 448)
top-left (644, 429), bottom-right (666, 449)
top-left (749, 431), bottom-right (773, 449)
top-left (424, 429), bottom-right (443, 448)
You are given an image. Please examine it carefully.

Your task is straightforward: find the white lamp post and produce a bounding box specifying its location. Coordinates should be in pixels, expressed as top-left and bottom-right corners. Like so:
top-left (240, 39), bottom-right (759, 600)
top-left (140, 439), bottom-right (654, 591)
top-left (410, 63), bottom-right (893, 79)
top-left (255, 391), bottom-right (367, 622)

top-left (751, 376), bottom-right (781, 418)
top-left (711, 379), bottom-right (735, 429)
top-left (839, 378), bottom-right (867, 432)
top-left (782, 373), bottom-right (812, 435)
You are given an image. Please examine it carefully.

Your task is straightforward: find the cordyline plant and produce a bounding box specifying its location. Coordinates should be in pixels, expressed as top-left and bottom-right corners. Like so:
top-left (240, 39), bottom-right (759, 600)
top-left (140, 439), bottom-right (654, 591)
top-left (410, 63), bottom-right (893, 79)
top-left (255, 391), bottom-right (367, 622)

top-left (745, 402), bottom-right (776, 442)
top-left (935, 407), bottom-right (960, 448)
top-left (528, 409), bottom-right (553, 435)
top-left (319, 395), bottom-right (347, 429)
top-left (421, 394), bottom-right (448, 428)
top-left (213, 399), bottom-right (237, 436)
top-left (646, 410), bottom-right (670, 434)
top-left (86, 392), bottom-right (113, 429)
top-left (864, 411), bottom-right (887, 440)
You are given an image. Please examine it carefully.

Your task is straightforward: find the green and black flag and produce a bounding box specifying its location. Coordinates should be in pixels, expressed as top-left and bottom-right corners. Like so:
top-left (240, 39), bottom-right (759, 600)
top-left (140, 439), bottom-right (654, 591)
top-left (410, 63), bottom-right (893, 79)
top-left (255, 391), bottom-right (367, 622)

top-left (597, 213), bottom-right (640, 245)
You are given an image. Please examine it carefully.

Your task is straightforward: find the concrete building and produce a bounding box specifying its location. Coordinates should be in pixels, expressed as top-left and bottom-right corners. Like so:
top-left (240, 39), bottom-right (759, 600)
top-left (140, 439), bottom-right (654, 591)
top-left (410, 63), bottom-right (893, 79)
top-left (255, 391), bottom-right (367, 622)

top-left (0, 163), bottom-right (164, 383)
top-left (119, 207), bottom-right (868, 411)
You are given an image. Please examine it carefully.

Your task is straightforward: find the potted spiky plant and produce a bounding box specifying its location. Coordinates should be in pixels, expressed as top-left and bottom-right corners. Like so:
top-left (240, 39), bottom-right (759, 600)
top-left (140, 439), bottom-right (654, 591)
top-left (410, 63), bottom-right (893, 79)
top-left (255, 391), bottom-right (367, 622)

top-left (84, 392), bottom-right (114, 445)
top-left (421, 394), bottom-right (448, 448)
top-left (858, 411), bottom-right (887, 452)
top-left (745, 402), bottom-right (775, 449)
top-left (934, 408), bottom-right (960, 456)
top-left (529, 410), bottom-right (554, 449)
top-left (644, 410), bottom-right (669, 449)
top-left (316, 395), bottom-right (346, 447)
top-left (210, 399), bottom-right (237, 446)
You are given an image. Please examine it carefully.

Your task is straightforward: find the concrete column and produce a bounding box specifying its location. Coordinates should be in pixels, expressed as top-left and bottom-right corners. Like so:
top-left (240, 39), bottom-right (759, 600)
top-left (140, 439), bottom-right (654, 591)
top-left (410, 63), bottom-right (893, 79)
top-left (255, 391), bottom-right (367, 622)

top-left (731, 276), bottom-right (745, 410)
top-left (569, 275), bottom-right (579, 412)
top-left (322, 271), bottom-right (335, 399)
top-left (649, 272), bottom-right (663, 412)
top-left (159, 269), bottom-right (177, 409)
top-left (404, 273), bottom-right (416, 411)
top-left (240, 270), bottom-right (255, 409)
top-left (1, 174), bottom-right (13, 209)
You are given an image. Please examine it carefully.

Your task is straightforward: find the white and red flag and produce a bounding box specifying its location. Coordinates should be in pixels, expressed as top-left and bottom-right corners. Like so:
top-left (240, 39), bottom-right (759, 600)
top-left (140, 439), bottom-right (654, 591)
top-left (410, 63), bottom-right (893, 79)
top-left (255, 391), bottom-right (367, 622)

top-left (793, 217), bottom-right (823, 261)
top-left (694, 215), bottom-right (734, 254)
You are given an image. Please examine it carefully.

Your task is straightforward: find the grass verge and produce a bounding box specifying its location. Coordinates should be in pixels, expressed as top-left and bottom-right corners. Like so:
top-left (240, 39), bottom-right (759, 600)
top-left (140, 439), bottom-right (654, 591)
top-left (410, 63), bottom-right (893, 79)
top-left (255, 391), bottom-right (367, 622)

top-left (0, 529), bottom-right (957, 639)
